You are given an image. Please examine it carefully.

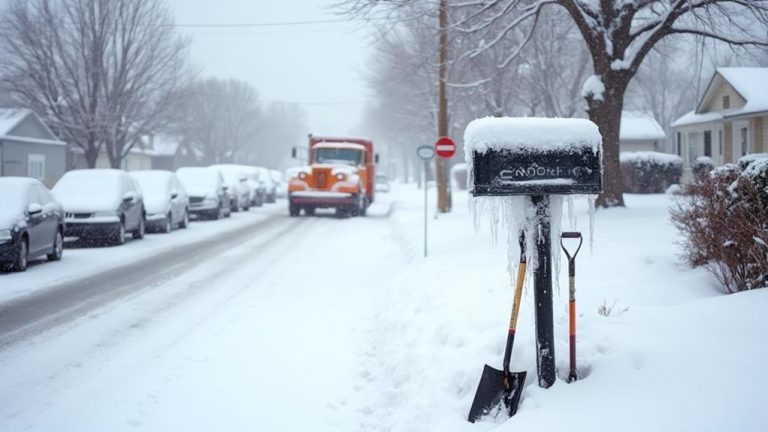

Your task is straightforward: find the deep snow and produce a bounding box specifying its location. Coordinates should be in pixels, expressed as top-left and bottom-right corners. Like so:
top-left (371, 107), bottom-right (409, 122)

top-left (1, 185), bottom-right (766, 431)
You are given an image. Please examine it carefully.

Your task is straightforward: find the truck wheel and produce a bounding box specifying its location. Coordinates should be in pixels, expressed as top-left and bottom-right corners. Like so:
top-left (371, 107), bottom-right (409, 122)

top-left (289, 203), bottom-right (300, 217)
top-left (305, 207), bottom-right (315, 216)
top-left (360, 198), bottom-right (368, 217)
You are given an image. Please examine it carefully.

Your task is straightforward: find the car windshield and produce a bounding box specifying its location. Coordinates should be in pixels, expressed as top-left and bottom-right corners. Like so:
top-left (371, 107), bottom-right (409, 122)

top-left (52, 171), bottom-right (122, 206)
top-left (314, 148), bottom-right (363, 165)
top-left (132, 172), bottom-right (170, 210)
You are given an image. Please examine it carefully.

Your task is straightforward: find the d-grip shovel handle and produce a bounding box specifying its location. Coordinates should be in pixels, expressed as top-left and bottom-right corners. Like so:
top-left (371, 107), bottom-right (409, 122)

top-left (560, 232), bottom-right (583, 277)
top-left (503, 233), bottom-right (526, 382)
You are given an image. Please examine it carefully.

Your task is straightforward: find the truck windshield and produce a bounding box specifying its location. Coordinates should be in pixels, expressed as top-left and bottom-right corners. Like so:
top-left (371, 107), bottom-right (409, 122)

top-left (314, 148), bottom-right (363, 165)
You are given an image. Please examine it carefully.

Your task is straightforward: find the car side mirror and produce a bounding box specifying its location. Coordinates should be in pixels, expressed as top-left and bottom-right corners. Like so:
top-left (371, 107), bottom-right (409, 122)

top-left (171, 192), bottom-right (179, 199)
top-left (291, 147), bottom-right (297, 159)
top-left (375, 154), bottom-right (380, 164)
top-left (222, 185), bottom-right (229, 191)
top-left (27, 203), bottom-right (43, 215)
top-left (123, 192), bottom-right (135, 203)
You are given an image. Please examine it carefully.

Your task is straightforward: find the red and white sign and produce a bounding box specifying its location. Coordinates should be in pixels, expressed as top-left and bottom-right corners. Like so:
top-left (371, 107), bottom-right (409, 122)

top-left (435, 136), bottom-right (456, 158)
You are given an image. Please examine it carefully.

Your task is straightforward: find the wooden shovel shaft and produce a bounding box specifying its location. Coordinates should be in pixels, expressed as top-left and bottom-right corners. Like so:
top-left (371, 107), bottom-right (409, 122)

top-left (503, 255), bottom-right (526, 374)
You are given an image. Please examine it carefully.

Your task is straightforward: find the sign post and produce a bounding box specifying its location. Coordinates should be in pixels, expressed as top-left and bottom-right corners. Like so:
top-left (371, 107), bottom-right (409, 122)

top-left (417, 145), bottom-right (436, 258)
top-left (468, 117), bottom-right (602, 389)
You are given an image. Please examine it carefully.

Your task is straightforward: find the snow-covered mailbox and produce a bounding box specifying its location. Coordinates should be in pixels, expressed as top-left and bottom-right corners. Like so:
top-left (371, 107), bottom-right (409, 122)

top-left (465, 117), bottom-right (602, 389)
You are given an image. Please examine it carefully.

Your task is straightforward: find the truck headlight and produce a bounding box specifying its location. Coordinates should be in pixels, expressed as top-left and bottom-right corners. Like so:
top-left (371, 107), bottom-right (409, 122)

top-left (0, 228), bottom-right (12, 242)
top-left (335, 173), bottom-right (346, 181)
top-left (298, 172), bottom-right (308, 180)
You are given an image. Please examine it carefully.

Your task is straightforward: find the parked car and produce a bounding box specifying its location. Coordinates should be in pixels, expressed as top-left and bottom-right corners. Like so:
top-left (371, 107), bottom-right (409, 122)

top-left (271, 170), bottom-right (286, 198)
top-left (0, 177), bottom-right (65, 271)
top-left (131, 170), bottom-right (190, 233)
top-left (240, 165), bottom-right (264, 207)
top-left (52, 169), bottom-right (145, 245)
top-left (211, 164), bottom-right (252, 212)
top-left (375, 174), bottom-right (391, 193)
top-left (256, 167), bottom-right (276, 203)
top-left (176, 167), bottom-right (231, 220)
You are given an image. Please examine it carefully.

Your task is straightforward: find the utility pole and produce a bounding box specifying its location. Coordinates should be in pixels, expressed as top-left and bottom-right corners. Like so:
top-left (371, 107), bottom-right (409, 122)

top-left (436, 0), bottom-right (451, 213)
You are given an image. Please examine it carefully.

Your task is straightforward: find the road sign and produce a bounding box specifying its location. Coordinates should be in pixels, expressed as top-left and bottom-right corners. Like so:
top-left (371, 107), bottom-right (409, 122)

top-left (435, 136), bottom-right (456, 158)
top-left (417, 145), bottom-right (435, 160)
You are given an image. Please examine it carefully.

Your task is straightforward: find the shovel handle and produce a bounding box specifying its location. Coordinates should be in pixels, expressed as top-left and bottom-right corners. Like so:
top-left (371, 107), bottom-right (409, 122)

top-left (503, 233), bottom-right (526, 376)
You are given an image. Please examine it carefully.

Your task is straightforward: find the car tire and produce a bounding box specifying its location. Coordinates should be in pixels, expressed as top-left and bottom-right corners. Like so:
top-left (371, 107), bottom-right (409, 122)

top-left (12, 236), bottom-right (29, 272)
top-left (113, 221), bottom-right (126, 246)
top-left (179, 210), bottom-right (189, 229)
top-left (133, 217), bottom-right (146, 240)
top-left (47, 229), bottom-right (63, 261)
top-left (161, 213), bottom-right (172, 233)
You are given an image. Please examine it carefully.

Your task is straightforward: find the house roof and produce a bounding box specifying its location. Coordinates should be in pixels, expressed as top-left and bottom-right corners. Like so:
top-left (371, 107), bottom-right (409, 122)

top-left (0, 107), bottom-right (66, 145)
top-left (620, 112), bottom-right (666, 141)
top-left (672, 67), bottom-right (768, 128)
top-left (0, 108), bottom-right (32, 135)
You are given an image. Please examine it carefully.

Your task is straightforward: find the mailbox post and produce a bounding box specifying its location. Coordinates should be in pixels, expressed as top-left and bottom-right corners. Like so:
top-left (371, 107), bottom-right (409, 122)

top-left (467, 117), bottom-right (602, 389)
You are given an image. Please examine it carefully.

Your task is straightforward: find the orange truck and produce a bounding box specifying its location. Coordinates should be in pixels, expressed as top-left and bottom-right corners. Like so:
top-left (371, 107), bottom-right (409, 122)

top-left (288, 135), bottom-right (377, 217)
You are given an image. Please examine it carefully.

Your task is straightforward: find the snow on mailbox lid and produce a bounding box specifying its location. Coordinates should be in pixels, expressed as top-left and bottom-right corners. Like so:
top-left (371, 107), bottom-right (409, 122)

top-left (464, 117), bottom-right (603, 196)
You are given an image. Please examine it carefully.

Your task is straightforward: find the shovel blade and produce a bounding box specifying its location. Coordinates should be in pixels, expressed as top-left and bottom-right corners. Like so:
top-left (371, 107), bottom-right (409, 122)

top-left (467, 365), bottom-right (527, 423)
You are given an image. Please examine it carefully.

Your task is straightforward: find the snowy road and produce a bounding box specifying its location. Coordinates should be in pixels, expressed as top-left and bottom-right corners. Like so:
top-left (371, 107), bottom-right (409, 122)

top-left (0, 200), bottom-right (400, 431)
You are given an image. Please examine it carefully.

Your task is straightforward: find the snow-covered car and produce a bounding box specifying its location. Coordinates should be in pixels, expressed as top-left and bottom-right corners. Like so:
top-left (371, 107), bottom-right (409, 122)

top-left (270, 170), bottom-right (285, 198)
top-left (52, 169), bottom-right (146, 245)
top-left (210, 164), bottom-right (252, 212)
top-left (375, 174), bottom-right (390, 193)
top-left (176, 167), bottom-right (231, 220)
top-left (130, 170), bottom-right (190, 233)
top-left (255, 166), bottom-right (276, 203)
top-left (0, 177), bottom-right (64, 271)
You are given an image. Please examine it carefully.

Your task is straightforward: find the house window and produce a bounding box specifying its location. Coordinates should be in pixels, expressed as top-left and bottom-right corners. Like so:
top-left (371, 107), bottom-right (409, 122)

top-left (27, 154), bottom-right (45, 179)
top-left (688, 132), bottom-right (701, 167)
top-left (723, 95), bottom-right (730, 109)
top-left (740, 127), bottom-right (748, 156)
top-left (676, 132), bottom-right (682, 156)
top-left (704, 130), bottom-right (712, 157)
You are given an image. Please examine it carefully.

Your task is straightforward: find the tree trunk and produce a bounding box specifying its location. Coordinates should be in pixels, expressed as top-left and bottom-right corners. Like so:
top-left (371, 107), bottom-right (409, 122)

top-left (587, 79), bottom-right (627, 208)
top-left (84, 146), bottom-right (99, 169)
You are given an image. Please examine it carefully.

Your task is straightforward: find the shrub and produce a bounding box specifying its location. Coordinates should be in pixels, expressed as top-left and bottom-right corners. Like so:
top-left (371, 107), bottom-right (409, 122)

top-left (451, 163), bottom-right (468, 190)
top-left (671, 161), bottom-right (768, 293)
top-left (620, 151), bottom-right (683, 193)
top-left (692, 156), bottom-right (715, 181)
top-left (738, 153), bottom-right (768, 171)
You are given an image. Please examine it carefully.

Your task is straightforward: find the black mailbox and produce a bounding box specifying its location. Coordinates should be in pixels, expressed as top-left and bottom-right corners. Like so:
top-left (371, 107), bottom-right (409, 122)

top-left (472, 147), bottom-right (602, 196)
top-left (466, 117), bottom-right (603, 196)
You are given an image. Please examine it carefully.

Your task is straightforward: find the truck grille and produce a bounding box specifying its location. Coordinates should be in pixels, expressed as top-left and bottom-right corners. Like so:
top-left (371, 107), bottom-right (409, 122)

top-left (316, 170), bottom-right (329, 189)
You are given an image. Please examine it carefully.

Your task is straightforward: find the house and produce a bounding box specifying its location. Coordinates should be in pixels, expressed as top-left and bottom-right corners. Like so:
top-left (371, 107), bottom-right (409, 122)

top-left (671, 67), bottom-right (768, 179)
top-left (0, 108), bottom-right (66, 186)
top-left (620, 111), bottom-right (667, 153)
top-left (146, 134), bottom-right (182, 170)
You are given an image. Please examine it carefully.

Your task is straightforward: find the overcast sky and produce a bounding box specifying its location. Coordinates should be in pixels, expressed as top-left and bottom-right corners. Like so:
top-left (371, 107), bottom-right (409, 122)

top-left (168, 0), bottom-right (371, 136)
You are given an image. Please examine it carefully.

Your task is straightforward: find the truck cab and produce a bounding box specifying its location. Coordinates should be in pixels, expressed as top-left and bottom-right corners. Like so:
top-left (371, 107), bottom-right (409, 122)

top-left (288, 135), bottom-right (376, 217)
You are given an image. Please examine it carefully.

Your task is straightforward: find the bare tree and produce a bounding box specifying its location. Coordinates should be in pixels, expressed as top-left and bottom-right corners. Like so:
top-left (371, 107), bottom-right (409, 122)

top-left (339, 0), bottom-right (768, 207)
top-left (176, 78), bottom-right (262, 165)
top-left (0, 0), bottom-right (190, 169)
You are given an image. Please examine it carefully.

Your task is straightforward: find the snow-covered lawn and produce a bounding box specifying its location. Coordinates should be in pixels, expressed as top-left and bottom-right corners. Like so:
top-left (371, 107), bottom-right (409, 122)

top-left (364, 186), bottom-right (767, 431)
top-left (1, 184), bottom-right (765, 431)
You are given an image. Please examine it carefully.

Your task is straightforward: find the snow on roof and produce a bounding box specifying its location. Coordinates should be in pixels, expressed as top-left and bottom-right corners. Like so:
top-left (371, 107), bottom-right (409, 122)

top-left (674, 67), bottom-right (768, 128)
top-left (670, 110), bottom-right (723, 128)
top-left (620, 112), bottom-right (666, 141)
top-left (717, 67), bottom-right (768, 115)
top-left (0, 108), bottom-right (30, 135)
top-left (464, 117), bottom-right (602, 156)
top-left (150, 135), bottom-right (180, 156)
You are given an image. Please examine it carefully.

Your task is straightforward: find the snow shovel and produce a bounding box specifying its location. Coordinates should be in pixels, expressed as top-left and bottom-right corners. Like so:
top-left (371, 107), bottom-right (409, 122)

top-left (561, 232), bottom-right (583, 383)
top-left (468, 233), bottom-right (528, 423)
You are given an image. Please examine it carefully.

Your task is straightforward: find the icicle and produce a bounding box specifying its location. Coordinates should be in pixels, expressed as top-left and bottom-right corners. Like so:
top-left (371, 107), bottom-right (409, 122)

top-left (588, 195), bottom-right (597, 254)
top-left (550, 195), bottom-right (564, 295)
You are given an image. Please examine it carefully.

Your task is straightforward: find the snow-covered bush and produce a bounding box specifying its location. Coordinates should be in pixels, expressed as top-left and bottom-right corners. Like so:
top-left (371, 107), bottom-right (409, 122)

top-left (692, 156), bottom-right (715, 181)
top-left (671, 161), bottom-right (768, 293)
top-left (450, 163), bottom-right (468, 191)
top-left (620, 151), bottom-right (682, 193)
top-left (738, 153), bottom-right (768, 171)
